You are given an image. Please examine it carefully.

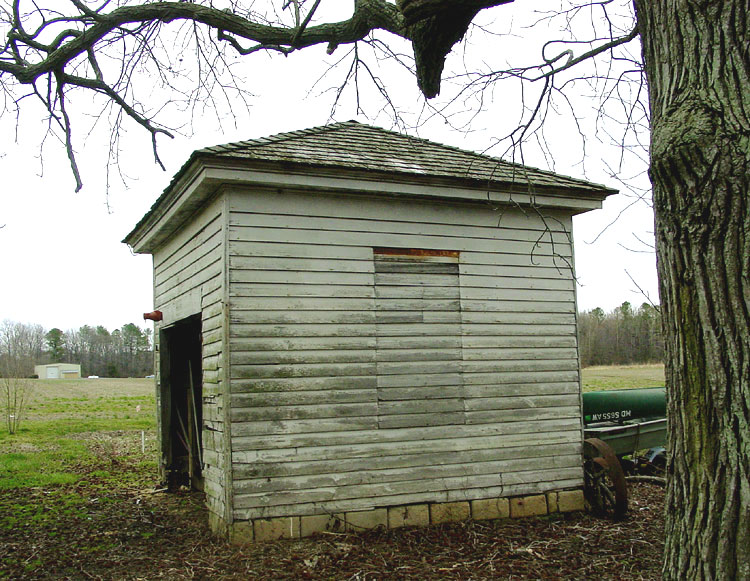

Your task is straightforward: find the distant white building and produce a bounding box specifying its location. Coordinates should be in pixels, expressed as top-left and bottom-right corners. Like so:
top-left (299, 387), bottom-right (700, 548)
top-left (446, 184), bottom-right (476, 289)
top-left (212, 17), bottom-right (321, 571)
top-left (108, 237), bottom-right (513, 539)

top-left (34, 363), bottom-right (81, 379)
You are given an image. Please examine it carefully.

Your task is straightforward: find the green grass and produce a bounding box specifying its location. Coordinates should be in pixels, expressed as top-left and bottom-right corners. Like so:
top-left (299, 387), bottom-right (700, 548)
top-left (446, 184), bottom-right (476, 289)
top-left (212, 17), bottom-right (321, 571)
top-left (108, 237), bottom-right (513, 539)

top-left (581, 363), bottom-right (665, 391)
top-left (0, 444), bottom-right (83, 489)
top-left (0, 378), bottom-right (157, 490)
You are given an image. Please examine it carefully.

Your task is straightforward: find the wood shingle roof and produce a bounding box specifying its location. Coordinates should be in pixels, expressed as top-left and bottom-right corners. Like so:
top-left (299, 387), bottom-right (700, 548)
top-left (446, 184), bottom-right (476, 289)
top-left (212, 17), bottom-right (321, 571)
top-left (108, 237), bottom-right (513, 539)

top-left (196, 120), bottom-right (616, 195)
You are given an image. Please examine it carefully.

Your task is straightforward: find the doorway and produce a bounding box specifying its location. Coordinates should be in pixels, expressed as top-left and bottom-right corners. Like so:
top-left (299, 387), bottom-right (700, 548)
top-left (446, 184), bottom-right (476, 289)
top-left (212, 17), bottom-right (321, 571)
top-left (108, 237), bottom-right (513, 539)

top-left (159, 315), bottom-right (203, 491)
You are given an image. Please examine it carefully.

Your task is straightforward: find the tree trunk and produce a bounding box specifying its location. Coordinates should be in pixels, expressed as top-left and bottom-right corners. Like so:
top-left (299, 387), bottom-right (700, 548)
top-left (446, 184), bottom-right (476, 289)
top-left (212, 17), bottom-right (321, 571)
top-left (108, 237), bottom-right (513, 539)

top-left (633, 1), bottom-right (750, 578)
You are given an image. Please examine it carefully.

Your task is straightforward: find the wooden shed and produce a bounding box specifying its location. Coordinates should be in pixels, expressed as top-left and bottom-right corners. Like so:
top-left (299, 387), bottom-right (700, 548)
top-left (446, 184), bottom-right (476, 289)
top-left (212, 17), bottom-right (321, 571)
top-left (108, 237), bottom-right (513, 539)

top-left (124, 121), bottom-right (616, 542)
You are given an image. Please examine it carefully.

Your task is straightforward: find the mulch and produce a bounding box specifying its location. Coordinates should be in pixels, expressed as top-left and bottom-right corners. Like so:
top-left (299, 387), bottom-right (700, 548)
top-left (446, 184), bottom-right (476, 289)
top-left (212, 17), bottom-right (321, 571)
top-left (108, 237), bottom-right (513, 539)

top-left (0, 478), bottom-right (664, 580)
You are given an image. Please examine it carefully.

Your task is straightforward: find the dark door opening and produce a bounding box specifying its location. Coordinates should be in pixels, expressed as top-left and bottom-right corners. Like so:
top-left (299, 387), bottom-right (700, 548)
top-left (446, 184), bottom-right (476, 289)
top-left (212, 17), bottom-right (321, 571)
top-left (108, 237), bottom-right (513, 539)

top-left (159, 315), bottom-right (204, 491)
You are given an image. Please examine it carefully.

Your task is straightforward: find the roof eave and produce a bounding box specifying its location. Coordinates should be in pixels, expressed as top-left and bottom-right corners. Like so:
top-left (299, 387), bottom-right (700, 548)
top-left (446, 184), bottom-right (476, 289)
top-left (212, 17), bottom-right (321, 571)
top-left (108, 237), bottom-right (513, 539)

top-left (124, 156), bottom-right (617, 254)
top-left (203, 157), bottom-right (616, 207)
top-left (123, 154), bottom-right (215, 253)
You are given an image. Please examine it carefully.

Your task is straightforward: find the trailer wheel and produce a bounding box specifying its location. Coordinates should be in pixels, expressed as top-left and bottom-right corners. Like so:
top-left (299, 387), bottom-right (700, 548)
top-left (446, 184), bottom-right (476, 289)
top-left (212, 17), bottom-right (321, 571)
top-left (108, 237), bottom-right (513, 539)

top-left (583, 438), bottom-right (628, 519)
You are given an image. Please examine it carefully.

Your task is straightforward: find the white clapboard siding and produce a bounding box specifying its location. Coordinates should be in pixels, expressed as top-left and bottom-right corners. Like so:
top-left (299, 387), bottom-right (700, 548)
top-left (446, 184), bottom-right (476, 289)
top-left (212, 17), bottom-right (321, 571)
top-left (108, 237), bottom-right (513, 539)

top-left (230, 269), bottom-right (376, 286)
top-left (232, 467), bottom-right (583, 511)
top-left (230, 310), bottom-right (375, 325)
top-left (231, 348), bottom-right (376, 366)
top-left (464, 370), bottom-right (581, 386)
top-left (460, 250), bottom-right (573, 268)
top-left (230, 256), bottom-right (577, 282)
top-left (233, 440), bottom-right (578, 479)
top-left (232, 389), bottom-right (378, 408)
top-left (229, 241), bottom-right (373, 260)
top-left (229, 297), bottom-right (374, 312)
top-left (230, 255), bottom-right (375, 273)
top-left (229, 212), bottom-right (574, 246)
top-left (231, 375), bottom-right (378, 394)
top-left (225, 189), bottom-right (583, 518)
top-left (229, 226), bottom-right (572, 257)
top-left (233, 453), bottom-right (582, 495)
top-left (233, 430), bottom-right (580, 465)
top-left (229, 322), bottom-right (374, 338)
top-left (228, 188), bottom-right (573, 232)
top-left (230, 240), bottom-right (569, 269)
top-left (155, 230), bottom-right (223, 293)
top-left (154, 209), bottom-right (223, 274)
top-left (229, 336), bottom-right (378, 353)
top-left (232, 417), bottom-right (581, 452)
top-left (228, 283), bottom-right (375, 298)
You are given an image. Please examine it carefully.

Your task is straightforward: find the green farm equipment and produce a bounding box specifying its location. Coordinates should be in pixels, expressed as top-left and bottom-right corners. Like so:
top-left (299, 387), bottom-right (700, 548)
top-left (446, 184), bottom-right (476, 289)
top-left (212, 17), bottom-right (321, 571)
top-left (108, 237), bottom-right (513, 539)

top-left (581, 387), bottom-right (667, 518)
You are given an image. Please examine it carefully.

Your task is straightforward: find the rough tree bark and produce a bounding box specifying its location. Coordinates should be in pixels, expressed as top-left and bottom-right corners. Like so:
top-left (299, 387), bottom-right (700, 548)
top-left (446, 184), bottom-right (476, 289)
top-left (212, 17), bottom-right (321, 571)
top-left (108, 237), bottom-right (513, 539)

top-left (633, 0), bottom-right (750, 578)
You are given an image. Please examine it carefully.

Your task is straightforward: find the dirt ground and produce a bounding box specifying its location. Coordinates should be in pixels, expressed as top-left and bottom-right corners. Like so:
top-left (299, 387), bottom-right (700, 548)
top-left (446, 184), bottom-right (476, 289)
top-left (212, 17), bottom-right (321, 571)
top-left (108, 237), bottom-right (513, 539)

top-left (0, 457), bottom-right (665, 580)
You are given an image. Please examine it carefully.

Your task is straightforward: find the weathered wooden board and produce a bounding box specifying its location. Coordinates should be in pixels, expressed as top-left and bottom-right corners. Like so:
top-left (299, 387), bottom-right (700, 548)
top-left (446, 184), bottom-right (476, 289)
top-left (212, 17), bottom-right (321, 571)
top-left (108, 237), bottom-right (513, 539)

top-left (230, 310), bottom-right (376, 325)
top-left (232, 389), bottom-right (378, 407)
top-left (231, 375), bottom-right (378, 394)
top-left (231, 417), bottom-right (581, 451)
top-left (228, 189), bottom-right (572, 232)
top-left (228, 211), bottom-right (574, 245)
top-left (230, 255), bottom-right (375, 273)
top-left (156, 260), bottom-right (223, 306)
top-left (232, 362), bottom-right (377, 379)
top-left (231, 416), bottom-right (379, 437)
top-left (232, 440), bottom-right (578, 480)
top-left (230, 402), bottom-right (377, 422)
top-left (153, 201), bottom-right (223, 272)
top-left (232, 429), bottom-right (580, 464)
top-left (231, 348), bottom-right (376, 365)
top-left (232, 467), bottom-right (583, 510)
top-left (155, 230), bottom-right (223, 291)
top-left (228, 226), bottom-right (572, 257)
top-left (233, 454), bottom-right (582, 495)
top-left (228, 240), bottom-right (570, 268)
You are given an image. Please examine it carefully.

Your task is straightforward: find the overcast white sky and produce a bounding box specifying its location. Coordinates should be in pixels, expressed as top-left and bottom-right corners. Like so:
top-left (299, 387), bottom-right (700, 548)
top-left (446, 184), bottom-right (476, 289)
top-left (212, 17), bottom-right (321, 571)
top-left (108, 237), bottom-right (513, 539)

top-left (0, 2), bottom-right (657, 333)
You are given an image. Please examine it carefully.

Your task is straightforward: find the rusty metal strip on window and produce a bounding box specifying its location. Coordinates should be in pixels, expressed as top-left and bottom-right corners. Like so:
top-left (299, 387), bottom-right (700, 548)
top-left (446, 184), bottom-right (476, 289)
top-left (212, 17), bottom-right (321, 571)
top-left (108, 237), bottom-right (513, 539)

top-left (373, 247), bottom-right (460, 259)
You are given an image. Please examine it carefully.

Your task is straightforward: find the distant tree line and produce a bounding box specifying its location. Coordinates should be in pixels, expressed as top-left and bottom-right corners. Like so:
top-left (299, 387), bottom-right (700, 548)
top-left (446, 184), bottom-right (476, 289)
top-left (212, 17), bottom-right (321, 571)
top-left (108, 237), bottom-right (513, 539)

top-left (0, 320), bottom-right (153, 378)
top-left (2, 303), bottom-right (660, 377)
top-left (578, 302), bottom-right (664, 367)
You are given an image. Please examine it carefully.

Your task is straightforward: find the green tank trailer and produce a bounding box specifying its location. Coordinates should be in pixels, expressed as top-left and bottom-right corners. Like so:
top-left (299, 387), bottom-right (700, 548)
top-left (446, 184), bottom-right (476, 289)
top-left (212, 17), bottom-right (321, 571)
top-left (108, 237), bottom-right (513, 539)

top-left (581, 387), bottom-right (667, 518)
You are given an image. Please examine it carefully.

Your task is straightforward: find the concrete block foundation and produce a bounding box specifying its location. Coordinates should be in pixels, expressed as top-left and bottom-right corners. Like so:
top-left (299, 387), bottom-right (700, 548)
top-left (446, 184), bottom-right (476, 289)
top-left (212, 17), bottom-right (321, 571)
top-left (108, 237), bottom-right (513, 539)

top-left (225, 488), bottom-right (584, 543)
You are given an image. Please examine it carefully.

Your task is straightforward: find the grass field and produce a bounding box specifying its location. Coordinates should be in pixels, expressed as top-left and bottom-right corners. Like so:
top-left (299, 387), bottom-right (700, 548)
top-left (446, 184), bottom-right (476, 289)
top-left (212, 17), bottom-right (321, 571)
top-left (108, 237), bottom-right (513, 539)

top-left (581, 363), bottom-right (665, 391)
top-left (0, 378), bottom-right (157, 491)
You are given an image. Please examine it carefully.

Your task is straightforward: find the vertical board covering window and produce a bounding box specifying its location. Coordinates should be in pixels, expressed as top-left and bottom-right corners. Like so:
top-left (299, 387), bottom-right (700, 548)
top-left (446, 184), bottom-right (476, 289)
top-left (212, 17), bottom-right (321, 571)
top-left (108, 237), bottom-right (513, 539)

top-left (373, 248), bottom-right (465, 429)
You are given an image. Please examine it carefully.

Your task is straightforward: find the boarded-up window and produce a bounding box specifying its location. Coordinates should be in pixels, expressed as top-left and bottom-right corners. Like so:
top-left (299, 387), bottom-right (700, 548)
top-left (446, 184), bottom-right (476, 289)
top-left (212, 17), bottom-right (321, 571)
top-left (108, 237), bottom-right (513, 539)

top-left (373, 248), bottom-right (465, 429)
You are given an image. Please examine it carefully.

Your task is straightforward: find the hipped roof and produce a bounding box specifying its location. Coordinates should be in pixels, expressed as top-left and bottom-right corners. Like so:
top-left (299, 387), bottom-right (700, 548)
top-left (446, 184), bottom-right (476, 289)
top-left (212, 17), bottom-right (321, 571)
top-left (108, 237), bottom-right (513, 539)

top-left (124, 121), bottom-right (616, 251)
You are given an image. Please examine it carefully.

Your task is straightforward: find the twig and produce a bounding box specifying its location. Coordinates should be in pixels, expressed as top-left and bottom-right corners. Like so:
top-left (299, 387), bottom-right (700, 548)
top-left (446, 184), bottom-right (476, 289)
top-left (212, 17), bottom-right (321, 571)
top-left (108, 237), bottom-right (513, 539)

top-left (625, 476), bottom-right (666, 485)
